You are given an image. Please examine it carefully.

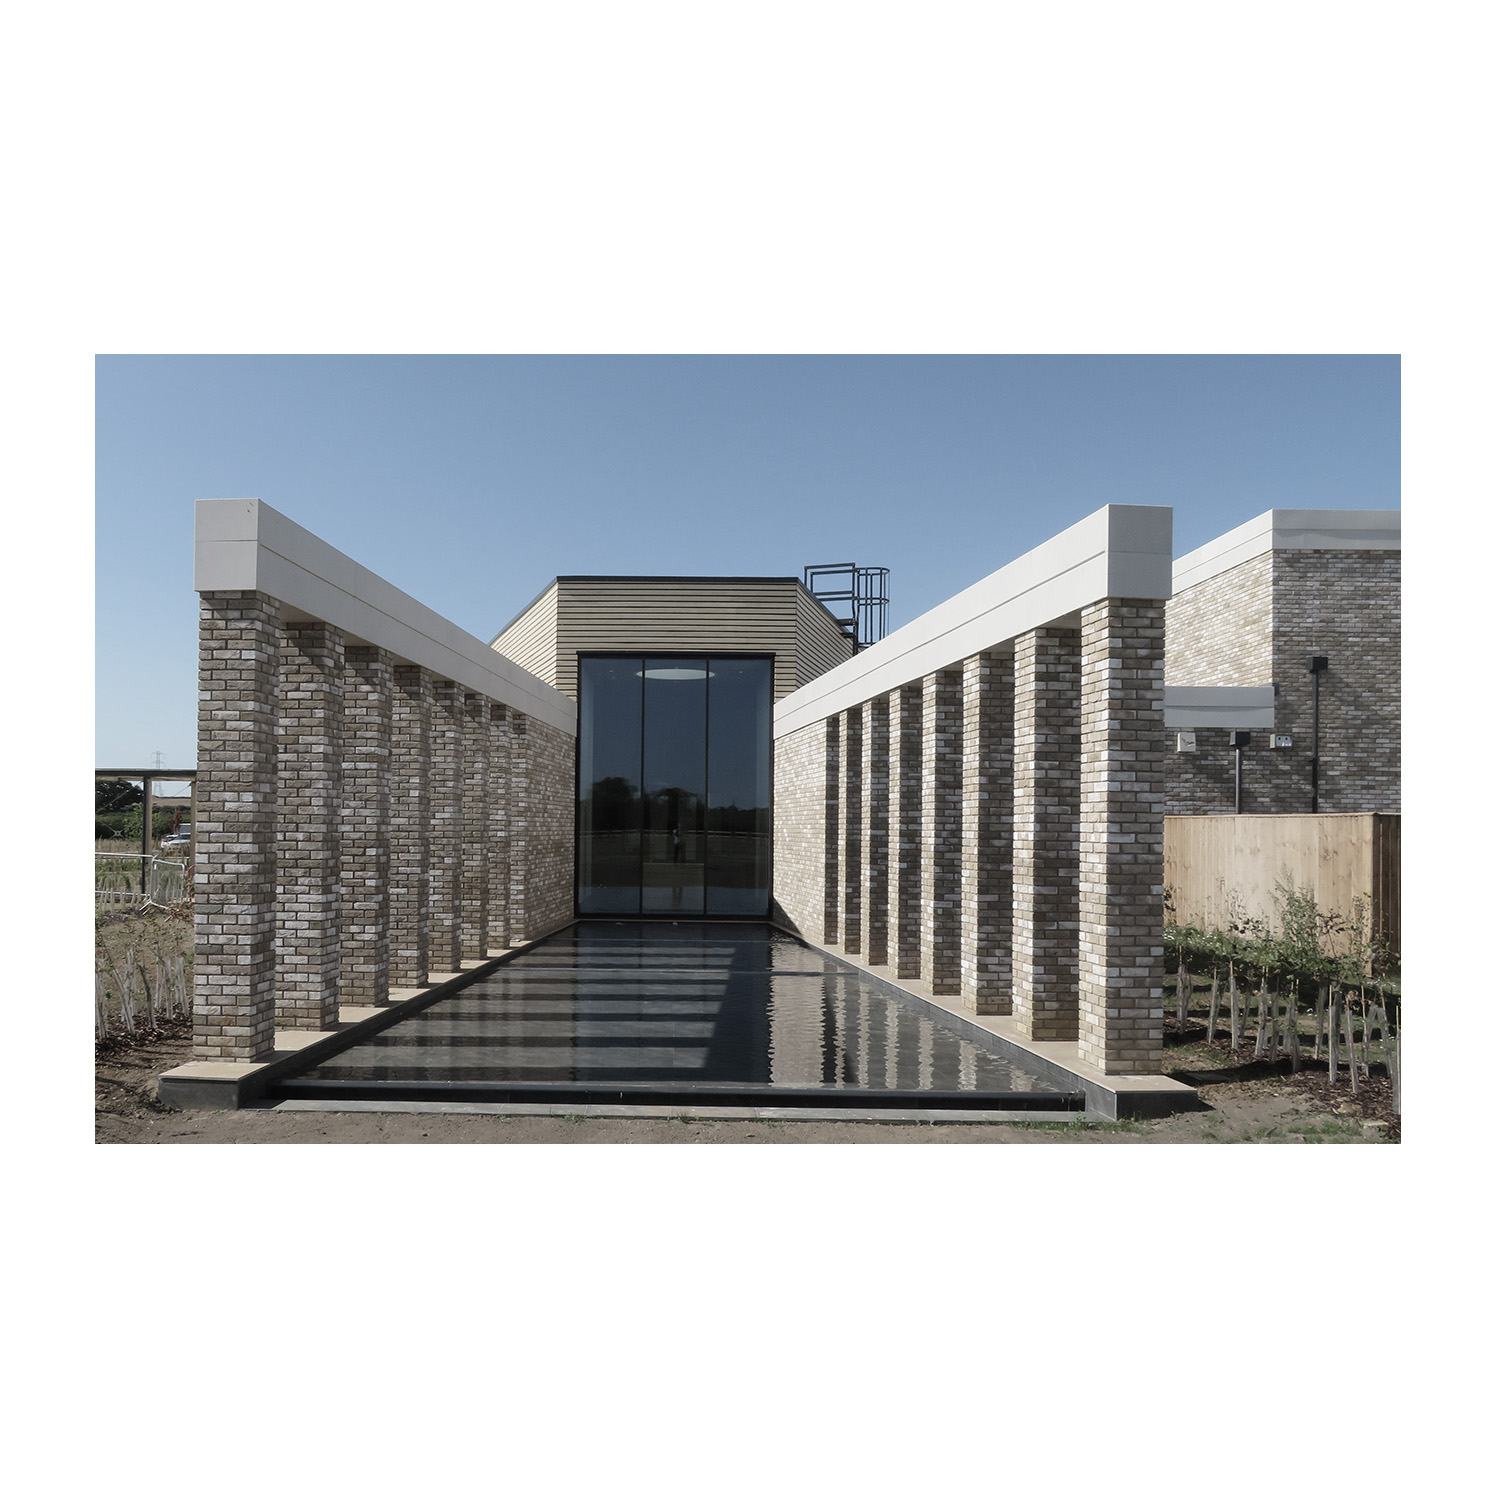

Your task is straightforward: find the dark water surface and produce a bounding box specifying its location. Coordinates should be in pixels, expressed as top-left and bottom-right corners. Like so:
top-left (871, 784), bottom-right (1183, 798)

top-left (280, 922), bottom-right (1080, 1108)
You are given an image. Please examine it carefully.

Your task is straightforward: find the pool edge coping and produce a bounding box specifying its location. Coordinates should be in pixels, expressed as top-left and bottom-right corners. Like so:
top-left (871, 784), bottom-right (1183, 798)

top-left (774, 924), bottom-right (1199, 1121)
top-left (156, 917), bottom-right (581, 1111)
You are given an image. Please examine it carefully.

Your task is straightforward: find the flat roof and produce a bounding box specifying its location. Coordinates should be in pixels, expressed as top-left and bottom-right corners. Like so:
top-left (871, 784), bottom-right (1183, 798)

top-left (491, 574), bottom-right (848, 645)
top-left (1173, 508), bottom-right (1400, 593)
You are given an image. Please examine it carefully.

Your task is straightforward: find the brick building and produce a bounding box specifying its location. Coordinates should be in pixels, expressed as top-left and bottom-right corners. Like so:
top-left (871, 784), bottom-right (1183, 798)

top-left (1163, 508), bottom-right (1400, 815)
top-left (165, 497), bottom-right (1398, 1108)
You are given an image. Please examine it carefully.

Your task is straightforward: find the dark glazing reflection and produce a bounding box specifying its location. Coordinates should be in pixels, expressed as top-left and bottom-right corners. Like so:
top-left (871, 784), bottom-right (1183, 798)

top-left (299, 922), bottom-right (1065, 1096)
top-left (575, 656), bottom-right (773, 918)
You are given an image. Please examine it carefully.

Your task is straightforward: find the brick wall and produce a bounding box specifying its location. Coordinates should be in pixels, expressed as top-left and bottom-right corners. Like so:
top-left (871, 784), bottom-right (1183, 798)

top-left (1078, 600), bottom-right (1165, 1075)
top-left (340, 645), bottom-right (392, 1005)
top-left (194, 592), bottom-right (279, 1062)
top-left (959, 651), bottom-right (1012, 1013)
top-left (461, 692), bottom-right (491, 961)
top-left (1165, 549), bottom-right (1399, 814)
top-left (919, 669), bottom-right (963, 995)
top-left (773, 606), bottom-right (1166, 1069)
top-left (888, 683), bottom-right (923, 979)
top-left (487, 703), bottom-right (512, 953)
top-left (859, 695), bottom-right (890, 967)
top-left (839, 707), bottom-right (863, 951)
top-left (509, 715), bottom-right (575, 941)
top-left (195, 595), bottom-right (578, 1062)
top-left (1012, 626), bottom-right (1080, 1040)
top-left (770, 718), bottom-right (834, 939)
top-left (389, 666), bottom-right (432, 987)
top-left (275, 620), bottom-right (344, 1030)
top-left (1272, 550), bottom-right (1400, 813)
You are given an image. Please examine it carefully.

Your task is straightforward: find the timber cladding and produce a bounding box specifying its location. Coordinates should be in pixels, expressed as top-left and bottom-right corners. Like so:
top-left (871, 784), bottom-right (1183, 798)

top-left (492, 577), bottom-right (852, 702)
top-left (1164, 813), bottom-right (1400, 961)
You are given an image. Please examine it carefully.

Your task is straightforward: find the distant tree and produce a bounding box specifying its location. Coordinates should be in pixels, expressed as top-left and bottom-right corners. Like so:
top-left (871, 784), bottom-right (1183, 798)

top-left (119, 805), bottom-right (175, 841)
top-left (586, 776), bottom-right (639, 830)
top-left (97, 780), bottom-right (144, 814)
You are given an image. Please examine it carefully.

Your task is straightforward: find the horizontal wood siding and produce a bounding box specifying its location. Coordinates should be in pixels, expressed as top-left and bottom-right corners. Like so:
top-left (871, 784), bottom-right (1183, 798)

top-left (1164, 813), bottom-right (1400, 961)
top-left (494, 578), bottom-right (853, 702)
top-left (796, 585), bottom-right (857, 687)
top-left (492, 583), bottom-right (560, 688)
top-left (562, 581), bottom-right (798, 700)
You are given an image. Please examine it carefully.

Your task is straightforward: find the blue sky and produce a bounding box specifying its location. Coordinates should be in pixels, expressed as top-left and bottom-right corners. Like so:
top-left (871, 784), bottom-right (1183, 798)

top-left (95, 354), bottom-right (1398, 768)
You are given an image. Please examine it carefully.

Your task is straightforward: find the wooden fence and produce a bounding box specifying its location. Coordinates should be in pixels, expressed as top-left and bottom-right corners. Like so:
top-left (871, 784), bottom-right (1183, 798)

top-left (1165, 813), bottom-right (1400, 960)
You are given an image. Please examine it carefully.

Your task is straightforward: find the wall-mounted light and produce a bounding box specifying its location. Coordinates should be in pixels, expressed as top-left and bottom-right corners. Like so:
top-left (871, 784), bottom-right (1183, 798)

top-left (1308, 655), bottom-right (1329, 811)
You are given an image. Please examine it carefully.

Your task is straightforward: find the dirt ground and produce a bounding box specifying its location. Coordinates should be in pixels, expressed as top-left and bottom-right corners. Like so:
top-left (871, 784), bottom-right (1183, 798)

top-left (95, 904), bottom-right (1396, 1144)
top-left (96, 1021), bottom-right (1396, 1145)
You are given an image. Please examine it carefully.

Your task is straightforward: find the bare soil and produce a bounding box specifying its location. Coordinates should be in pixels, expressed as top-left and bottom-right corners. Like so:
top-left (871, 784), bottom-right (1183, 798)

top-left (96, 1023), bottom-right (1395, 1145)
top-left (1163, 1015), bottom-right (1400, 1139)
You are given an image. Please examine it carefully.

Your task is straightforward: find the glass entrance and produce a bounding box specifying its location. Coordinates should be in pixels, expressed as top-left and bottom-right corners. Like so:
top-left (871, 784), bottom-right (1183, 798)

top-left (578, 655), bottom-right (771, 916)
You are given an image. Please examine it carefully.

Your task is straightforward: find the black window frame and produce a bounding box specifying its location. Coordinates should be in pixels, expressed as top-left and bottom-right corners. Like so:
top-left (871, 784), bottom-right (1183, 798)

top-left (574, 650), bottom-right (775, 920)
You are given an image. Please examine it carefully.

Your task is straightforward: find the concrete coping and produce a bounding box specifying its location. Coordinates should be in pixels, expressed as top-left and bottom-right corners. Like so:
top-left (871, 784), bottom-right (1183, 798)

top-left (193, 498), bottom-right (577, 734)
top-left (773, 503), bottom-right (1173, 738)
top-left (1172, 508), bottom-right (1400, 594)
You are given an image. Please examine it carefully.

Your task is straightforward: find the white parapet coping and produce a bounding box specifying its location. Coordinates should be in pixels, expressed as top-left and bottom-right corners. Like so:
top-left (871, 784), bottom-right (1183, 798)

top-left (1163, 684), bottom-right (1276, 729)
top-left (194, 498), bottom-right (577, 735)
top-left (1173, 508), bottom-right (1400, 595)
top-left (773, 504), bottom-right (1173, 739)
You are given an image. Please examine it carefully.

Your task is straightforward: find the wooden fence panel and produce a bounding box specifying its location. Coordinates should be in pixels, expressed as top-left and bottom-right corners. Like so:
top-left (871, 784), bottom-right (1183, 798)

top-left (1164, 813), bottom-right (1400, 960)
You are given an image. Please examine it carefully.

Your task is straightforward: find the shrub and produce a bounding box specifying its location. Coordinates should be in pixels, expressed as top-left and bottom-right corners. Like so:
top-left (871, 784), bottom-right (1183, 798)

top-left (1164, 874), bottom-right (1397, 1002)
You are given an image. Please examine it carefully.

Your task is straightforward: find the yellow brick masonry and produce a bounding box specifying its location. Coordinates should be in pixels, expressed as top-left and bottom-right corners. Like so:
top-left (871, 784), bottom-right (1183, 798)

top-left (769, 717), bottom-right (839, 942)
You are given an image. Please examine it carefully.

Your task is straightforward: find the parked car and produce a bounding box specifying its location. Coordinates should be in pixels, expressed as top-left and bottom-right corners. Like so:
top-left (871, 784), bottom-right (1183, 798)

top-left (160, 830), bottom-right (192, 851)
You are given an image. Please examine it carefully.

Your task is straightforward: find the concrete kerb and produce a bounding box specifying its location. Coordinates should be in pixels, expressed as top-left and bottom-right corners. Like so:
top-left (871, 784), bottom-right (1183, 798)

top-left (261, 1099), bottom-right (1085, 1125)
top-left (772, 923), bottom-right (1199, 1120)
top-left (157, 918), bottom-right (579, 1111)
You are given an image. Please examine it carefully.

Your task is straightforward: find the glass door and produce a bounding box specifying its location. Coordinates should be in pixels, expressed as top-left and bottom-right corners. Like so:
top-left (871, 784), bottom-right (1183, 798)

top-left (641, 658), bottom-right (707, 913)
top-left (577, 655), bottom-right (772, 917)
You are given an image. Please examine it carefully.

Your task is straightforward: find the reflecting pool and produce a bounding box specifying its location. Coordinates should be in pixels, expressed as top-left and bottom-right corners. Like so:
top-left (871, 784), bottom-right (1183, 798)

top-left (277, 923), bottom-right (1082, 1111)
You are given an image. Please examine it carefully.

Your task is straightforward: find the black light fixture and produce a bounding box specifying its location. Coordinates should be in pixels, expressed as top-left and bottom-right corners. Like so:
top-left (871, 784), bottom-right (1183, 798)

top-left (1230, 730), bottom-right (1252, 814)
top-left (1308, 655), bottom-right (1329, 812)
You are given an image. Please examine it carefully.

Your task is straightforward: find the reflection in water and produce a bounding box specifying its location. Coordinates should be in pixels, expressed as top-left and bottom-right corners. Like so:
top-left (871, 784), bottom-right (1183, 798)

top-left (296, 921), bottom-right (1062, 1096)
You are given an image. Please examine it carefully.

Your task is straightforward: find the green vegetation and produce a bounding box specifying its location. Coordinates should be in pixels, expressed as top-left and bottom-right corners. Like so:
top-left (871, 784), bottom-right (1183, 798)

top-left (1165, 876), bottom-right (1398, 1005)
top-left (94, 780), bottom-right (185, 840)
